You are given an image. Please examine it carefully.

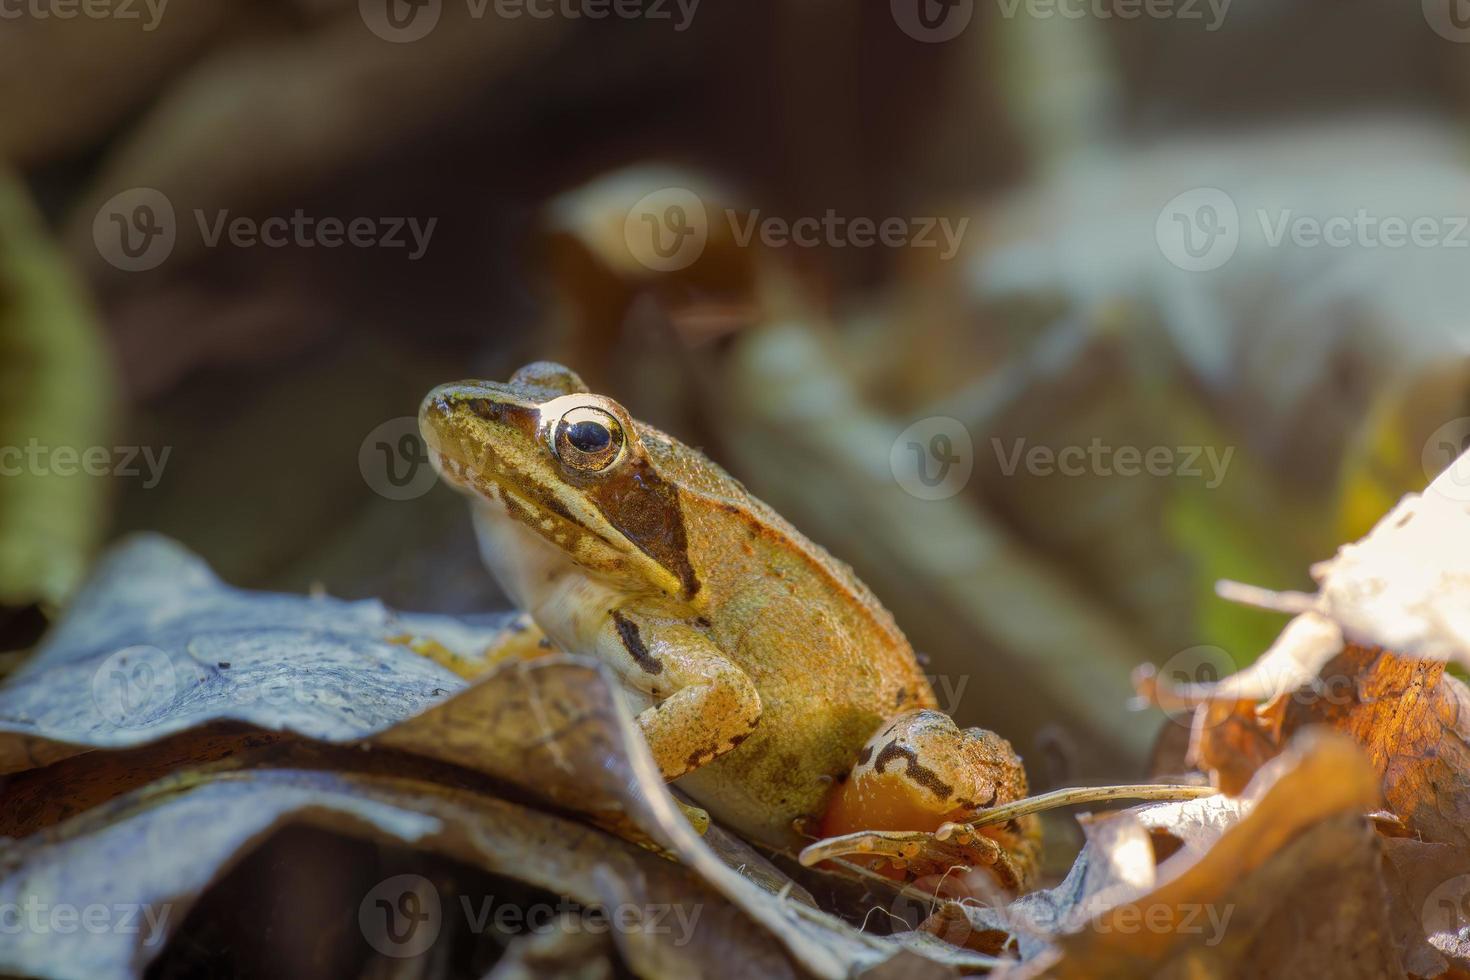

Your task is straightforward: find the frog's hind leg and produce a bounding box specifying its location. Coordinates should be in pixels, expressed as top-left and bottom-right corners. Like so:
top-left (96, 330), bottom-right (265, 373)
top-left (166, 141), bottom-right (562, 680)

top-left (806, 709), bottom-right (1039, 892)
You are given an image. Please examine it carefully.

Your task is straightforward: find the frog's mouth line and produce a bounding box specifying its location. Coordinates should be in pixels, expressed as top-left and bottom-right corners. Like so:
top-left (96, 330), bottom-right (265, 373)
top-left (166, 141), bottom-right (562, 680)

top-left (445, 449), bottom-right (629, 561)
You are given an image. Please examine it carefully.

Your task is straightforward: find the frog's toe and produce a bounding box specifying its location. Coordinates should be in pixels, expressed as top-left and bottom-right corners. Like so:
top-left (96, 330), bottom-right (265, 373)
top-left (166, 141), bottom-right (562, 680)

top-left (676, 799), bottom-right (710, 835)
top-left (798, 825), bottom-right (1031, 893)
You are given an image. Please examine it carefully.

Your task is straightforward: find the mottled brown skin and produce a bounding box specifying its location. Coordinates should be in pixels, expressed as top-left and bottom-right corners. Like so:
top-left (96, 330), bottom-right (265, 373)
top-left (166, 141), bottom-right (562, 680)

top-left (419, 362), bottom-right (1031, 869)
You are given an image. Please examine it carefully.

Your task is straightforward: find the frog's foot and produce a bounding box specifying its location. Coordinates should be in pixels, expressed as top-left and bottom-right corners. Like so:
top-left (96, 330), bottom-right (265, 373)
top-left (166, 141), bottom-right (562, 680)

top-left (797, 822), bottom-right (1034, 894)
top-left (676, 799), bottom-right (711, 835)
top-left (801, 709), bottom-right (1040, 893)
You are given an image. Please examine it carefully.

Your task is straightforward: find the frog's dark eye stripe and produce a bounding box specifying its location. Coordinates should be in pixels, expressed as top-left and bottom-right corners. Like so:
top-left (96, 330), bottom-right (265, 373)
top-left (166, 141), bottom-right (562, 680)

top-left (553, 406), bottom-right (624, 472)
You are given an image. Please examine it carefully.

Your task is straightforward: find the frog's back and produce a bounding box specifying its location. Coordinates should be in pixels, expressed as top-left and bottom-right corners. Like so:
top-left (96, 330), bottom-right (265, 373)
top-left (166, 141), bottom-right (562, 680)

top-left (640, 427), bottom-right (939, 845)
top-left (639, 427), bottom-right (907, 646)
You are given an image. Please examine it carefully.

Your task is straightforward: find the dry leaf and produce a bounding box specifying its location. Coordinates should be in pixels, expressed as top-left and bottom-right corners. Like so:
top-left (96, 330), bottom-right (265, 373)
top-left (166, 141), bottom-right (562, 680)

top-left (0, 534), bottom-right (486, 774)
top-left (1004, 731), bottom-right (1387, 978)
top-left (0, 767), bottom-right (800, 980)
top-left (0, 535), bottom-right (1002, 978)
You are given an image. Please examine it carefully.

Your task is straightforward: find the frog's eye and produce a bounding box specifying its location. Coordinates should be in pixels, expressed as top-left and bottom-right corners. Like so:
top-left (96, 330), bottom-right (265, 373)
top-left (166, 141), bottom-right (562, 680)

top-left (553, 406), bottom-right (625, 472)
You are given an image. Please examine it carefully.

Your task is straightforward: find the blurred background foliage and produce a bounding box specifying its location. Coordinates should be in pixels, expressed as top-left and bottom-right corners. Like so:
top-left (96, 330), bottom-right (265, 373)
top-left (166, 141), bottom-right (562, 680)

top-left (4, 0), bottom-right (1470, 783)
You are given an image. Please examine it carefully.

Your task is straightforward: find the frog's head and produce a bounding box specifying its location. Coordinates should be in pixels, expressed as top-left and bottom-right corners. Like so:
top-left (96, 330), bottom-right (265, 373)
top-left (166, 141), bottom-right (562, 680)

top-left (419, 362), bottom-right (699, 600)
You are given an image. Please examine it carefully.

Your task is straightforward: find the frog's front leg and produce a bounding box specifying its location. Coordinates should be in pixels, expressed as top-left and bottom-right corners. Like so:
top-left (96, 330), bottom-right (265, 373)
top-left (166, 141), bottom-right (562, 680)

top-left (805, 709), bottom-right (1040, 893)
top-left (591, 602), bottom-right (763, 781)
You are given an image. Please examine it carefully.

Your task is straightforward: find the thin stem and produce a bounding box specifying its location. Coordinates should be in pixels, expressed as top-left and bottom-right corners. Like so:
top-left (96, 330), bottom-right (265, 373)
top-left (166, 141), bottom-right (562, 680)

top-left (939, 783), bottom-right (1218, 837)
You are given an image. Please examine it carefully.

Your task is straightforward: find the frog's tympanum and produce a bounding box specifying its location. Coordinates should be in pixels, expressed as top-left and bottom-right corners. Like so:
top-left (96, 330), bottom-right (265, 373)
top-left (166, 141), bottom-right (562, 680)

top-left (419, 362), bottom-right (1039, 892)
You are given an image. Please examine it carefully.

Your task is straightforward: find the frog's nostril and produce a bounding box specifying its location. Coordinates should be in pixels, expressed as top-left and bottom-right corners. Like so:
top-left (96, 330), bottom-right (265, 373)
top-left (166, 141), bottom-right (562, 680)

top-left (419, 389), bottom-right (456, 421)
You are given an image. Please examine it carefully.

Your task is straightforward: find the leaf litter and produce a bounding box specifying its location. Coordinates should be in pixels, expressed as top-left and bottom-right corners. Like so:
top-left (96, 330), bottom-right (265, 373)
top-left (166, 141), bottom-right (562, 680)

top-left (13, 450), bottom-right (1470, 975)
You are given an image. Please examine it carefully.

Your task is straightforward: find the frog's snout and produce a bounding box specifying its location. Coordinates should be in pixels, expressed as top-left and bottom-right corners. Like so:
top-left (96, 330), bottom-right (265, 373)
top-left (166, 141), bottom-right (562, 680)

top-left (418, 381), bottom-right (545, 487)
top-left (419, 382), bottom-right (489, 485)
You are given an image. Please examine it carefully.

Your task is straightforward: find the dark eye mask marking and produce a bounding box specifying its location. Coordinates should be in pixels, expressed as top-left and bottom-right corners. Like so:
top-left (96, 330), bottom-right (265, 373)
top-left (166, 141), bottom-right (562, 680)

top-left (874, 740), bottom-right (954, 801)
top-left (610, 610), bottom-right (663, 675)
top-left (586, 457), bottom-right (701, 600)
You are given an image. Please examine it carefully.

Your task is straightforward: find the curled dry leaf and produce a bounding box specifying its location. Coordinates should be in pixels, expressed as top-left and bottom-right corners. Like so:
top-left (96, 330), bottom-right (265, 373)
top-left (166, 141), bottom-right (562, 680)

top-left (1126, 447), bottom-right (1470, 977)
top-left (977, 731), bottom-right (1388, 977)
top-left (0, 767), bottom-right (802, 980)
top-left (0, 534), bottom-right (486, 773)
top-left (0, 535), bottom-right (1001, 979)
top-left (1191, 455), bottom-right (1470, 684)
top-left (1135, 458), bottom-right (1470, 850)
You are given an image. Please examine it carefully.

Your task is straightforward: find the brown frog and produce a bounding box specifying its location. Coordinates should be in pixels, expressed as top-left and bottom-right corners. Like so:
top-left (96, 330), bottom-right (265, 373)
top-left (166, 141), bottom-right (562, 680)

top-left (419, 362), bottom-right (1038, 889)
